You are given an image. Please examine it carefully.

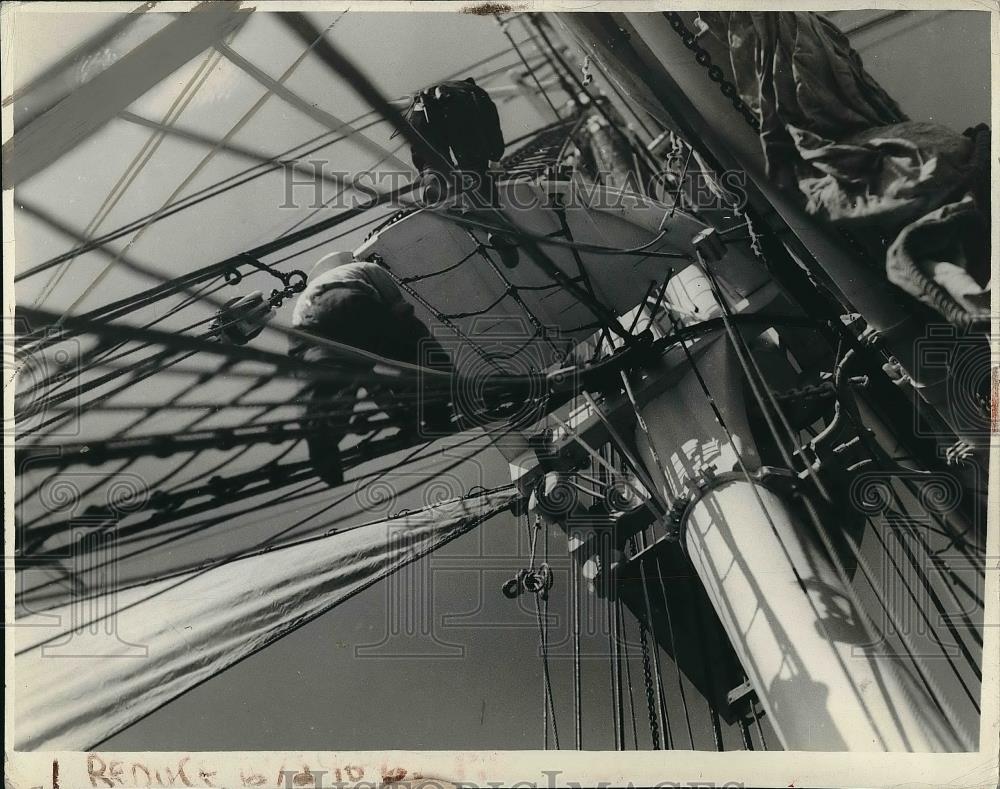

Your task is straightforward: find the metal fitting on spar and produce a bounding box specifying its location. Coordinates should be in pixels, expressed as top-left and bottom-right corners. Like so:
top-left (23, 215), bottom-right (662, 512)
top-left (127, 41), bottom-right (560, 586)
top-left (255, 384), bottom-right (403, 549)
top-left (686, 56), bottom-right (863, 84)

top-left (528, 470), bottom-right (580, 524)
top-left (542, 330), bottom-right (659, 398)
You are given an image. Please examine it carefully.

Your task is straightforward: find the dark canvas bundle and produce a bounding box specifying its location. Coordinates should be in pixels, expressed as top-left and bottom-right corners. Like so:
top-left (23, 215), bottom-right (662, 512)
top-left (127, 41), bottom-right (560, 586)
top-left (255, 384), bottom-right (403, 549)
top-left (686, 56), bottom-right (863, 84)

top-left (701, 11), bottom-right (991, 329)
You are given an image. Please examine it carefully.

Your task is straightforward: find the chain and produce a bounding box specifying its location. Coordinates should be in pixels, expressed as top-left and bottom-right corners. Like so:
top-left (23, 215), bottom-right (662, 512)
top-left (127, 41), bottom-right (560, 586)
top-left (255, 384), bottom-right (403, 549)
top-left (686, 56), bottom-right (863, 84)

top-left (663, 12), bottom-right (761, 132)
top-left (773, 380), bottom-right (838, 407)
top-left (637, 614), bottom-right (662, 749)
top-left (660, 11), bottom-right (771, 278)
top-left (223, 254), bottom-right (308, 307)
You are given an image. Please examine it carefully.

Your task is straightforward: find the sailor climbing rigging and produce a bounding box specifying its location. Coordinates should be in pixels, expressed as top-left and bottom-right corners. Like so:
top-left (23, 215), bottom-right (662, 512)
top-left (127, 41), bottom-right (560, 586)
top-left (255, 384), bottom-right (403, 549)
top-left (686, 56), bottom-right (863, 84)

top-left (290, 250), bottom-right (454, 485)
top-left (402, 77), bottom-right (506, 205)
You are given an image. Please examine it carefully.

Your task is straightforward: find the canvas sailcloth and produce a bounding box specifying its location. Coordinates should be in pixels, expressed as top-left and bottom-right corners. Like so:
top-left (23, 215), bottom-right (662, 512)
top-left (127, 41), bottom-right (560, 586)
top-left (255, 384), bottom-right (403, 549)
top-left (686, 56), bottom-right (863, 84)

top-left (14, 490), bottom-right (516, 750)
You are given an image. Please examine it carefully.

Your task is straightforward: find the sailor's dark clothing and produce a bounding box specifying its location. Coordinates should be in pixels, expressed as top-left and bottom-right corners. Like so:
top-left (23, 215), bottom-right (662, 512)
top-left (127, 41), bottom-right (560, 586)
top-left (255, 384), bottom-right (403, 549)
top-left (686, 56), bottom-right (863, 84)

top-left (406, 78), bottom-right (504, 203)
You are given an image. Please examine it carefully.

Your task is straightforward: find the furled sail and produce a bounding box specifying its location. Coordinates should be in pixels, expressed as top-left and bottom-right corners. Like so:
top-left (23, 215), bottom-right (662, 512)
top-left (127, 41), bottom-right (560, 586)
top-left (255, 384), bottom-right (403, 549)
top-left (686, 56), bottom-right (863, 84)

top-left (14, 489), bottom-right (517, 750)
top-left (697, 11), bottom-right (991, 329)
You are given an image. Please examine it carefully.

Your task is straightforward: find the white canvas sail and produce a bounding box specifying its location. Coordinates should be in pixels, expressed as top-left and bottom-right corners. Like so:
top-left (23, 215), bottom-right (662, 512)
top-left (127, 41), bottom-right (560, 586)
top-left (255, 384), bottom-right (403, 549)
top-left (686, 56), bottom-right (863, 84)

top-left (14, 489), bottom-right (516, 750)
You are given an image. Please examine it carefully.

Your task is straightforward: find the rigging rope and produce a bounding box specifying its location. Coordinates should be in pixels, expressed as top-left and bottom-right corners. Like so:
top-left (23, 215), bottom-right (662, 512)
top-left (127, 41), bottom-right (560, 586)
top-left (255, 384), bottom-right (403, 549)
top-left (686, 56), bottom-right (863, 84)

top-left (18, 274), bottom-right (230, 408)
top-left (523, 512), bottom-right (560, 749)
top-left (32, 46), bottom-right (225, 309)
top-left (419, 209), bottom-right (692, 261)
top-left (19, 287), bottom-right (303, 431)
top-left (495, 14), bottom-right (563, 121)
top-left (654, 559), bottom-right (694, 748)
top-left (598, 443), bottom-right (624, 751)
top-left (22, 435), bottom-right (504, 601)
top-left (618, 596), bottom-right (641, 750)
top-left (63, 17), bottom-right (348, 319)
top-left (689, 571), bottom-right (724, 751)
top-left (15, 114), bottom-right (386, 286)
top-left (519, 16), bottom-right (577, 109)
top-left (610, 592), bottom-right (625, 750)
top-left (570, 535), bottom-right (583, 749)
top-left (462, 228), bottom-right (565, 357)
top-left (17, 304), bottom-right (450, 388)
top-left (276, 141), bottom-right (410, 242)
